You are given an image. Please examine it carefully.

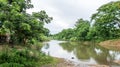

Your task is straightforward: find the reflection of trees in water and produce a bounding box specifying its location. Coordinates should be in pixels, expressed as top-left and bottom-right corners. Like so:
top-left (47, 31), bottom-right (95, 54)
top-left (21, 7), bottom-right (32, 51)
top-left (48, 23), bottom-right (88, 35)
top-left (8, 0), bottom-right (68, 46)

top-left (59, 42), bottom-right (78, 52)
top-left (59, 41), bottom-right (120, 65)
top-left (44, 43), bottom-right (49, 49)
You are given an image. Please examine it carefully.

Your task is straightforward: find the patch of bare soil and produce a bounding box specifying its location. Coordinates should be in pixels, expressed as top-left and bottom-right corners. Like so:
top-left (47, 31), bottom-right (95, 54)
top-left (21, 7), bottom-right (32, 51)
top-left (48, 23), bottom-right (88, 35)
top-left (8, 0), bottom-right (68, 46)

top-left (99, 39), bottom-right (120, 50)
top-left (99, 39), bottom-right (120, 65)
top-left (99, 39), bottom-right (120, 46)
top-left (113, 60), bottom-right (120, 65)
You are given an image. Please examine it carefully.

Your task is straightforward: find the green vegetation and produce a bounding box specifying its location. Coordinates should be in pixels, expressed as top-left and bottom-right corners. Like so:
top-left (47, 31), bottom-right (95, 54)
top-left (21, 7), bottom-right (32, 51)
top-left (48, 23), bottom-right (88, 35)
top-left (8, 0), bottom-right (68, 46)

top-left (0, 0), bottom-right (53, 67)
top-left (91, 1), bottom-right (120, 40)
top-left (53, 19), bottom-right (90, 41)
top-left (0, 0), bottom-right (120, 67)
top-left (53, 1), bottom-right (120, 41)
top-left (0, 47), bottom-right (53, 67)
top-left (0, 0), bottom-right (52, 44)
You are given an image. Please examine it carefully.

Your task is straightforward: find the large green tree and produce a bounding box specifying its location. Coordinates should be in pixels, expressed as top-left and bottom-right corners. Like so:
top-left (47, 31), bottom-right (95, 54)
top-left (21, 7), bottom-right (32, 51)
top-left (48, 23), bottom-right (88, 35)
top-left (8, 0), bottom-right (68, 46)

top-left (74, 18), bottom-right (90, 40)
top-left (0, 0), bottom-right (52, 44)
top-left (91, 1), bottom-right (120, 40)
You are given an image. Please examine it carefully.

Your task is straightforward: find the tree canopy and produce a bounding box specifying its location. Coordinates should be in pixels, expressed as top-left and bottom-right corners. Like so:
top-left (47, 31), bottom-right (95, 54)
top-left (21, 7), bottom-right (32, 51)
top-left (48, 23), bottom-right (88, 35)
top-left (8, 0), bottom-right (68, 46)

top-left (54, 18), bottom-right (90, 41)
top-left (91, 1), bottom-right (120, 40)
top-left (0, 0), bottom-right (52, 44)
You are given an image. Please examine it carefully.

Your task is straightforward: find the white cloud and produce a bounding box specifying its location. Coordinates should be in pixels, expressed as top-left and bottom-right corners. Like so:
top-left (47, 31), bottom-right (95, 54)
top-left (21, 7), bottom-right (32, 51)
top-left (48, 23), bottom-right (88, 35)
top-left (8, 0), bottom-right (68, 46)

top-left (27, 0), bottom-right (117, 34)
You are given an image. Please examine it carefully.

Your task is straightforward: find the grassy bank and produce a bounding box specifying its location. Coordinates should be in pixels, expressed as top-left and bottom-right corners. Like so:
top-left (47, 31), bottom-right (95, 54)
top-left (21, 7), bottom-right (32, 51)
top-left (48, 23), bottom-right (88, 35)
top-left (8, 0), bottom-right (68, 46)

top-left (0, 43), bottom-right (54, 67)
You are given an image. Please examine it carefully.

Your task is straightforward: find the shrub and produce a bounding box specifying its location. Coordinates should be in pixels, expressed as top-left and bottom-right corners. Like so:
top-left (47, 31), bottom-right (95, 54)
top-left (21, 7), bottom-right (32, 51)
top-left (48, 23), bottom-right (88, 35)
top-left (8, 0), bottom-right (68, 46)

top-left (0, 48), bottom-right (53, 67)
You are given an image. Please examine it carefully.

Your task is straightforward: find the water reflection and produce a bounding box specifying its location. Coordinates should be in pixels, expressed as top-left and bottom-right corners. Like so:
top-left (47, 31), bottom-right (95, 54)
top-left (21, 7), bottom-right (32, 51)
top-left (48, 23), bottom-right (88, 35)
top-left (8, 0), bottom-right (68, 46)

top-left (41, 40), bottom-right (120, 66)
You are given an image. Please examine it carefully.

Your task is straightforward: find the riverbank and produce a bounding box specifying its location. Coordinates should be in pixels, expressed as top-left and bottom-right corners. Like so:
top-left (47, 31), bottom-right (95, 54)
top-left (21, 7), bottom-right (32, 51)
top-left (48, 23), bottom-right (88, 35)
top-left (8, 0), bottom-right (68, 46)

top-left (0, 44), bottom-right (54, 67)
top-left (42, 57), bottom-right (75, 67)
top-left (99, 39), bottom-right (120, 65)
top-left (99, 39), bottom-right (120, 50)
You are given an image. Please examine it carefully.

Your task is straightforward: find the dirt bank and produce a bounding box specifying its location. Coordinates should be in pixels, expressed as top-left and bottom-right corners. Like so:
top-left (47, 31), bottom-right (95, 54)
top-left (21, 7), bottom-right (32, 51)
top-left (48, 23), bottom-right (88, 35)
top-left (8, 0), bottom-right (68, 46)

top-left (99, 39), bottom-right (120, 46)
top-left (99, 39), bottom-right (120, 51)
top-left (99, 39), bottom-right (120, 65)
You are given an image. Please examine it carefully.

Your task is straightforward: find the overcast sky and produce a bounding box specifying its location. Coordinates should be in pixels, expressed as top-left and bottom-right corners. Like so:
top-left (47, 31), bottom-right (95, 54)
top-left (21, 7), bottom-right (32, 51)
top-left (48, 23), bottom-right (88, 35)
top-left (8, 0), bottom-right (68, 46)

top-left (27, 0), bottom-right (117, 34)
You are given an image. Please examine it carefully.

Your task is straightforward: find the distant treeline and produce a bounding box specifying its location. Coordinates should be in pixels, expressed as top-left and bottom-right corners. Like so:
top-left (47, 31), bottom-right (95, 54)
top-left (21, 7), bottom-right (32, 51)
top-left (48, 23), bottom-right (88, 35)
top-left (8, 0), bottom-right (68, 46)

top-left (53, 1), bottom-right (120, 41)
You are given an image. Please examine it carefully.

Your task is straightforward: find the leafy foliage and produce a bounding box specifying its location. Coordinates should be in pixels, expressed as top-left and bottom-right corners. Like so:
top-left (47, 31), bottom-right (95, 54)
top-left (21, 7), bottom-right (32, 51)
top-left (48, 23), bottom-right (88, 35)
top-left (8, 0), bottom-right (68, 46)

top-left (74, 19), bottom-right (90, 40)
top-left (91, 1), bottom-right (120, 40)
top-left (0, 48), bottom-right (53, 67)
top-left (0, 0), bottom-right (52, 44)
top-left (53, 1), bottom-right (120, 41)
top-left (0, 0), bottom-right (54, 67)
top-left (54, 19), bottom-right (90, 41)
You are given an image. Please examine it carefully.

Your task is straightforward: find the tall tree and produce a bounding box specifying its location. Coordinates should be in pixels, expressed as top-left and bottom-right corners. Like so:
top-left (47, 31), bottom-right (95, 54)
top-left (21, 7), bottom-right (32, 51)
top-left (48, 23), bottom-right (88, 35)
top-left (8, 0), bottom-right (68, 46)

top-left (74, 18), bottom-right (90, 40)
top-left (91, 1), bottom-right (120, 40)
top-left (0, 0), bottom-right (52, 44)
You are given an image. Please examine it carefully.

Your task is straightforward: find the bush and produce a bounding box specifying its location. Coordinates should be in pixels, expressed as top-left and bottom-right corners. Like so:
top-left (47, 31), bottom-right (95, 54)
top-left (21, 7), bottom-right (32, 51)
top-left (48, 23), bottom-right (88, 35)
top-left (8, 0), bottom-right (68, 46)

top-left (0, 63), bottom-right (24, 67)
top-left (0, 48), bottom-right (53, 67)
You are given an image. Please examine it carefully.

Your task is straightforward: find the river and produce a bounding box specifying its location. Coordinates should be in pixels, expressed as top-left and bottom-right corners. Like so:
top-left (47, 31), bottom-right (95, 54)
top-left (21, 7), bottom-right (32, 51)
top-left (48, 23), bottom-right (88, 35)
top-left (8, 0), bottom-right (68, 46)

top-left (41, 40), bottom-right (120, 66)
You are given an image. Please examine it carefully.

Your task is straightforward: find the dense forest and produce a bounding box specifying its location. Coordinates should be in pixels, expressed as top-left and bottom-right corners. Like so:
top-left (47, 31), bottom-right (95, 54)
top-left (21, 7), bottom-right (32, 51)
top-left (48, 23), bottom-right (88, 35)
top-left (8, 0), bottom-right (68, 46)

top-left (53, 1), bottom-right (120, 41)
